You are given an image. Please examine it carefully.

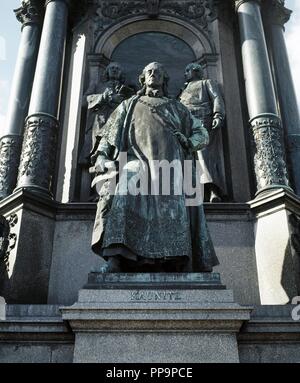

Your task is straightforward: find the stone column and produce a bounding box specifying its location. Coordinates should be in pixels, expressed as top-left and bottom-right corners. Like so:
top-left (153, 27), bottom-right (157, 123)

top-left (263, 1), bottom-right (300, 196)
top-left (15, 0), bottom-right (69, 197)
top-left (235, 0), bottom-right (291, 196)
top-left (0, 1), bottom-right (44, 200)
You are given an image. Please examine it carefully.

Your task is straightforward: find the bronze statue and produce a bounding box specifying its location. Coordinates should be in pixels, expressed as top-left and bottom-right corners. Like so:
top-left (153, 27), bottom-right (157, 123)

top-left (179, 63), bottom-right (226, 202)
top-left (91, 62), bottom-right (218, 273)
top-left (78, 62), bottom-right (134, 200)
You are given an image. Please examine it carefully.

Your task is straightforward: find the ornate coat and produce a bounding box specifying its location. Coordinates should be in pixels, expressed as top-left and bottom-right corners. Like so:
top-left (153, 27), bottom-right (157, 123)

top-left (179, 79), bottom-right (226, 192)
top-left (91, 94), bottom-right (219, 269)
top-left (79, 80), bottom-right (134, 165)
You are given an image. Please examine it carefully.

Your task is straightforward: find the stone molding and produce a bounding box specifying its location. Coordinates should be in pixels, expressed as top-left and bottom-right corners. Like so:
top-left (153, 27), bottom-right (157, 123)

top-left (0, 135), bottom-right (23, 200)
top-left (16, 114), bottom-right (59, 195)
top-left (235, 0), bottom-right (261, 12)
top-left (45, 0), bottom-right (70, 6)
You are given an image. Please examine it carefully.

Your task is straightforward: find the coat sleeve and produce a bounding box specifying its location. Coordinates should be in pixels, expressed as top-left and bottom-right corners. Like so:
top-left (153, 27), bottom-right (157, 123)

top-left (87, 91), bottom-right (109, 111)
top-left (206, 79), bottom-right (225, 119)
top-left (90, 99), bottom-right (129, 162)
top-left (187, 111), bottom-right (209, 151)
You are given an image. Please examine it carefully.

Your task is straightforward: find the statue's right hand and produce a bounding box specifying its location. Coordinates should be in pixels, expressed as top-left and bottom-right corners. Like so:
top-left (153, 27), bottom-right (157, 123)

top-left (94, 156), bottom-right (108, 173)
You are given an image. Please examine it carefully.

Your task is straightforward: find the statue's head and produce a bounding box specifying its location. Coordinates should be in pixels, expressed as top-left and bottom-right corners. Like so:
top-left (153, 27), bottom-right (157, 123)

top-left (139, 62), bottom-right (169, 96)
top-left (185, 63), bottom-right (204, 82)
top-left (104, 62), bottom-right (124, 82)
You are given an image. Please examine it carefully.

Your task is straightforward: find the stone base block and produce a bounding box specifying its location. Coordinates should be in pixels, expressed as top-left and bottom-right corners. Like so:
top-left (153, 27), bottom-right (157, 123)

top-left (61, 273), bottom-right (251, 363)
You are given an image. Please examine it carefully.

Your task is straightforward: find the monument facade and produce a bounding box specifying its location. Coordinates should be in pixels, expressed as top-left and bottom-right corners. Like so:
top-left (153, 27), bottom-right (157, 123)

top-left (0, 0), bottom-right (300, 363)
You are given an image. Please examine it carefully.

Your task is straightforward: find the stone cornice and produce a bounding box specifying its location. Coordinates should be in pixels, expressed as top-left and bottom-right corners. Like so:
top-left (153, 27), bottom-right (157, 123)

top-left (14, 0), bottom-right (44, 28)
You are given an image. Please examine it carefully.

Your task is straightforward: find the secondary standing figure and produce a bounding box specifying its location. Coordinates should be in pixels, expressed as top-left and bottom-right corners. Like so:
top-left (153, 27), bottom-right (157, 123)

top-left (78, 62), bottom-right (134, 199)
top-left (179, 63), bottom-right (226, 202)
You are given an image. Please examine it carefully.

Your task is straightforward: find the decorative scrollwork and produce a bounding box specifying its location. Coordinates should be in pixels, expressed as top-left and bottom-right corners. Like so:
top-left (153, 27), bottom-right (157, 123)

top-left (0, 214), bottom-right (19, 278)
top-left (8, 214), bottom-right (18, 228)
top-left (0, 216), bottom-right (10, 271)
top-left (17, 114), bottom-right (59, 193)
top-left (97, 0), bottom-right (216, 31)
top-left (289, 214), bottom-right (300, 257)
top-left (250, 114), bottom-right (290, 191)
top-left (0, 135), bottom-right (22, 200)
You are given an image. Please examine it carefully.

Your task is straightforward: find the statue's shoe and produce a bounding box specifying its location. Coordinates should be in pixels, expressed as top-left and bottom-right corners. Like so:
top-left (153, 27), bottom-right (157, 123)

top-left (100, 257), bottom-right (121, 273)
top-left (209, 190), bottom-right (222, 203)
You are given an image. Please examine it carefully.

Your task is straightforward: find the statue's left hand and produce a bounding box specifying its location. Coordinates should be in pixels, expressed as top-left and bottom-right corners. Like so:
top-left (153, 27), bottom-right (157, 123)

top-left (212, 117), bottom-right (222, 130)
top-left (173, 131), bottom-right (189, 150)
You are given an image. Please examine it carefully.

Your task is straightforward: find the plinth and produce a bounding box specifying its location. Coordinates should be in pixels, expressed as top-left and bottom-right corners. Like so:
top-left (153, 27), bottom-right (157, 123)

top-left (61, 273), bottom-right (251, 363)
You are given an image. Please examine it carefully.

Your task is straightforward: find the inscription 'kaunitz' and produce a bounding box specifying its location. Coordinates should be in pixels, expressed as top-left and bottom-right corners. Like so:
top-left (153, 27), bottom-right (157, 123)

top-left (130, 290), bottom-right (182, 301)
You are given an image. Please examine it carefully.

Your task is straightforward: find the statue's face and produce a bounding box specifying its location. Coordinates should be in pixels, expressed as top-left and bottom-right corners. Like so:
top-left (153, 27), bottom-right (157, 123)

top-left (185, 65), bottom-right (202, 82)
top-left (107, 63), bottom-right (122, 80)
top-left (144, 63), bottom-right (164, 89)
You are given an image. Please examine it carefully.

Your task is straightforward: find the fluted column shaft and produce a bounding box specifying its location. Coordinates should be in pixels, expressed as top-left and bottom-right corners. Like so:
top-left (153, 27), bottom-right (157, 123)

top-left (236, 0), bottom-right (291, 195)
top-left (0, 0), bottom-right (44, 200)
top-left (263, 1), bottom-right (300, 195)
top-left (15, 0), bottom-right (69, 196)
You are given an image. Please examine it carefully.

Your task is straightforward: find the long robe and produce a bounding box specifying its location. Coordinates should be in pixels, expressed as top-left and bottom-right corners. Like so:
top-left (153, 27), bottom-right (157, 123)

top-left (91, 94), bottom-right (219, 269)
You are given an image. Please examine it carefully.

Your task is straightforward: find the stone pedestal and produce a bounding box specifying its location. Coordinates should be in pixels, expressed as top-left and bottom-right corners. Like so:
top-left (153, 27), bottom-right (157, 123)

top-left (61, 273), bottom-right (251, 363)
top-left (249, 188), bottom-right (300, 304)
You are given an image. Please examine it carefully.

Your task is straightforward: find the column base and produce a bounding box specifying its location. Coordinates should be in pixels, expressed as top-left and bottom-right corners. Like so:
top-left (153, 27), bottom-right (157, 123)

top-left (255, 184), bottom-right (294, 198)
top-left (61, 273), bottom-right (251, 363)
top-left (13, 185), bottom-right (54, 199)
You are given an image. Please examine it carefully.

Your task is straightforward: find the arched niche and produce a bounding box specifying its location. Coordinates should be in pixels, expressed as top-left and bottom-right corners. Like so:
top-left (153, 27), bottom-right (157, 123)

top-left (93, 16), bottom-right (216, 96)
top-left (95, 17), bottom-right (215, 58)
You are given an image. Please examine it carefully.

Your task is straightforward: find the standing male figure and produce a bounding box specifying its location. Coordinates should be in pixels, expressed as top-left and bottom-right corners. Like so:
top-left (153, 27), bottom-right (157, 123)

top-left (91, 62), bottom-right (219, 273)
top-left (79, 62), bottom-right (134, 200)
top-left (179, 63), bottom-right (226, 202)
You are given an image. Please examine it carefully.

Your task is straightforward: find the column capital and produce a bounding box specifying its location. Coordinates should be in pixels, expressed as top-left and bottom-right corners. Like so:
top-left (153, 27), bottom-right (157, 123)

top-left (263, 0), bottom-right (292, 28)
top-left (14, 0), bottom-right (44, 28)
top-left (235, 0), bottom-right (261, 12)
top-left (45, 0), bottom-right (70, 7)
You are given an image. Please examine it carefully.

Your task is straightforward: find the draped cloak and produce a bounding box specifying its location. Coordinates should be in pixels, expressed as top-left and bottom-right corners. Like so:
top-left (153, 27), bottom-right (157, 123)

top-left (91, 94), bottom-right (219, 269)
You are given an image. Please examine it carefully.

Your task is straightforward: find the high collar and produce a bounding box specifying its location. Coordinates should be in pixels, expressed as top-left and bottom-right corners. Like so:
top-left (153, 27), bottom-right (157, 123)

top-left (145, 88), bottom-right (164, 98)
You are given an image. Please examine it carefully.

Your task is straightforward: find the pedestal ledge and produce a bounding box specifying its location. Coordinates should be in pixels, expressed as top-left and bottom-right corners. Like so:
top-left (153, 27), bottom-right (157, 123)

top-left (85, 272), bottom-right (226, 289)
top-left (61, 273), bottom-right (252, 363)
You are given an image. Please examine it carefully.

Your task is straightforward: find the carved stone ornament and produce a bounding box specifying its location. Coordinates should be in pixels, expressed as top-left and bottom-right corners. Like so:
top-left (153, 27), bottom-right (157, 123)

top-left (250, 114), bottom-right (290, 192)
top-left (0, 135), bottom-right (23, 200)
top-left (14, 0), bottom-right (44, 27)
top-left (0, 214), bottom-right (18, 277)
top-left (0, 216), bottom-right (10, 274)
top-left (289, 213), bottom-right (300, 258)
top-left (17, 114), bottom-right (59, 194)
top-left (265, 0), bottom-right (292, 27)
top-left (146, 0), bottom-right (161, 18)
top-left (96, 0), bottom-right (217, 31)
